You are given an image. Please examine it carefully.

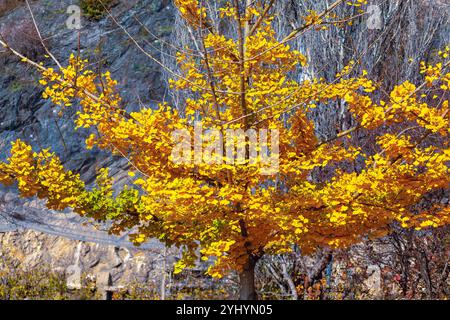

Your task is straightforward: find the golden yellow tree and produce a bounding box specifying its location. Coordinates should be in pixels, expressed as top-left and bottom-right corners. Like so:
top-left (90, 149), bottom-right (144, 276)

top-left (0, 0), bottom-right (449, 299)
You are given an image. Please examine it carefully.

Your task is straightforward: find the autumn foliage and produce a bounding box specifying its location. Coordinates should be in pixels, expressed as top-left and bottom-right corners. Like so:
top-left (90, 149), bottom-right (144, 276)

top-left (0, 0), bottom-right (449, 299)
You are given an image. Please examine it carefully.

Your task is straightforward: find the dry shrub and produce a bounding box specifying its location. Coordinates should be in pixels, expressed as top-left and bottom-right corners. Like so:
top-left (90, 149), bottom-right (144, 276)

top-left (0, 0), bottom-right (24, 17)
top-left (0, 253), bottom-right (67, 300)
top-left (1, 18), bottom-right (49, 60)
top-left (80, 0), bottom-right (118, 20)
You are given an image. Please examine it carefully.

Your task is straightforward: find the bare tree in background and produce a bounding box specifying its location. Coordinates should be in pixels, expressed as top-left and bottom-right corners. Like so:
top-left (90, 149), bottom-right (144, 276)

top-left (159, 0), bottom-right (449, 299)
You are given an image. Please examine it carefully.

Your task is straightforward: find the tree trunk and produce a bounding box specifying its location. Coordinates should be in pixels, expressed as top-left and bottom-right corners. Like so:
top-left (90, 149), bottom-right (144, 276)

top-left (239, 255), bottom-right (257, 300)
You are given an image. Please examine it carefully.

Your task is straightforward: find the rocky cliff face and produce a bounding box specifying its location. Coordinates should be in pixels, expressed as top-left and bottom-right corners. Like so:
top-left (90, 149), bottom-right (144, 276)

top-left (0, 0), bottom-right (177, 290)
top-left (0, 0), bottom-right (174, 174)
top-left (0, 229), bottom-right (171, 289)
